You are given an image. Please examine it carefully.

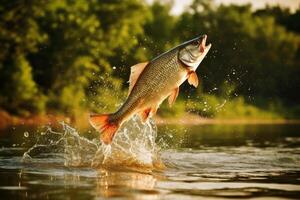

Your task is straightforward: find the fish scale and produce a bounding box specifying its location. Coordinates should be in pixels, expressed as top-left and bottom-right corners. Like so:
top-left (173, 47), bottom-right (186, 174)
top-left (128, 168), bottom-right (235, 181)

top-left (115, 49), bottom-right (182, 120)
top-left (140, 49), bottom-right (180, 94)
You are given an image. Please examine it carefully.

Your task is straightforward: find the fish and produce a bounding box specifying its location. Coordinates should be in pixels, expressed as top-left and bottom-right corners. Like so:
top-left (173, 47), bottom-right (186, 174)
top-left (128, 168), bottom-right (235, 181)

top-left (90, 35), bottom-right (212, 144)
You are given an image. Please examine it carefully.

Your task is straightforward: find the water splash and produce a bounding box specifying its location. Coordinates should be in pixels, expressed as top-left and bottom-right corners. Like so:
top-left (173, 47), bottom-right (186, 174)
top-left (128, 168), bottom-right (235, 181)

top-left (22, 116), bottom-right (164, 172)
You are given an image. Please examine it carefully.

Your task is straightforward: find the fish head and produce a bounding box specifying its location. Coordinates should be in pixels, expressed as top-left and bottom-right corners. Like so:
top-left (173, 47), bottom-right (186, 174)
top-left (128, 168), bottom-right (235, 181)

top-left (178, 35), bottom-right (211, 70)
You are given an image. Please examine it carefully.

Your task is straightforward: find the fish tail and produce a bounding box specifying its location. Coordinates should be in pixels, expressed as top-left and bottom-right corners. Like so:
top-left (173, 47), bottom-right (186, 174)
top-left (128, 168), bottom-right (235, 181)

top-left (89, 113), bottom-right (120, 144)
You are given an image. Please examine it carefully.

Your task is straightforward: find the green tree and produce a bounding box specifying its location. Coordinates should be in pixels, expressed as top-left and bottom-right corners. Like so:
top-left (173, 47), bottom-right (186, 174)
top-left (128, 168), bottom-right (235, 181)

top-left (255, 6), bottom-right (300, 33)
top-left (109, 1), bottom-right (176, 88)
top-left (0, 0), bottom-right (47, 115)
top-left (0, 55), bottom-right (46, 115)
top-left (175, 0), bottom-right (300, 105)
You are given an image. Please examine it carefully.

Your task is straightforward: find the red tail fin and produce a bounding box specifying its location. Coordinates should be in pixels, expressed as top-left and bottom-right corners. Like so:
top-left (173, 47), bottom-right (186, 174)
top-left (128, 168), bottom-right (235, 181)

top-left (89, 113), bottom-right (120, 144)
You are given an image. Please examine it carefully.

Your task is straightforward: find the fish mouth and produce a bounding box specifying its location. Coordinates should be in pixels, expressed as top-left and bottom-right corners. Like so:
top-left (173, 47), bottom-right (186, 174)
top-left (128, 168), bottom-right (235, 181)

top-left (199, 34), bottom-right (212, 53)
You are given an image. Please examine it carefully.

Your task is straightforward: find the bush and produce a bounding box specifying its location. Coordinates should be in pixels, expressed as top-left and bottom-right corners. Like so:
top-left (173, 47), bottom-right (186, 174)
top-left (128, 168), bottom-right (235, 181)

top-left (158, 99), bottom-right (186, 118)
top-left (186, 94), bottom-right (284, 119)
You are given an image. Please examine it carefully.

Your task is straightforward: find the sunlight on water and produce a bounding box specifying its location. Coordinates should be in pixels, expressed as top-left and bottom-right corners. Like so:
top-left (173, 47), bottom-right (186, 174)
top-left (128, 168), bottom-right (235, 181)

top-left (22, 115), bottom-right (164, 172)
top-left (0, 123), bottom-right (299, 199)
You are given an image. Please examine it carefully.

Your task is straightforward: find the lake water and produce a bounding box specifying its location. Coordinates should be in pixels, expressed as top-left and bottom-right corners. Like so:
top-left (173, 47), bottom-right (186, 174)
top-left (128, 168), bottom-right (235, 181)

top-left (0, 119), bottom-right (299, 199)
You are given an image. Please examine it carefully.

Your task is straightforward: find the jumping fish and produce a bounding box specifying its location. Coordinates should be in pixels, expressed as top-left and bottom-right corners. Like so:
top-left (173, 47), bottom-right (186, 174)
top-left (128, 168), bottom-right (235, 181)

top-left (90, 35), bottom-right (211, 144)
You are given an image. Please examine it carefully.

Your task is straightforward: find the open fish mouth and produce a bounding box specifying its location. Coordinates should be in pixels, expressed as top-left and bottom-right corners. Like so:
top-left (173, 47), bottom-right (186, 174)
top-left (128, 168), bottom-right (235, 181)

top-left (200, 34), bottom-right (211, 53)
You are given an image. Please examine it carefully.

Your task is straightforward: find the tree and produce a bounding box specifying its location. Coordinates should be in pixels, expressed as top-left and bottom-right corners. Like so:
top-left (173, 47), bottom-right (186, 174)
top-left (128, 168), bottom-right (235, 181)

top-left (0, 0), bottom-right (149, 117)
top-left (0, 0), bottom-right (47, 115)
top-left (255, 6), bottom-right (300, 33)
top-left (175, 0), bottom-right (300, 105)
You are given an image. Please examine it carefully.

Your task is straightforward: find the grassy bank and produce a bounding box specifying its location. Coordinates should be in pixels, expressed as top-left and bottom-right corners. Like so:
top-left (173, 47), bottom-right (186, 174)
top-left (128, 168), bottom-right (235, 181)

top-left (159, 95), bottom-right (300, 120)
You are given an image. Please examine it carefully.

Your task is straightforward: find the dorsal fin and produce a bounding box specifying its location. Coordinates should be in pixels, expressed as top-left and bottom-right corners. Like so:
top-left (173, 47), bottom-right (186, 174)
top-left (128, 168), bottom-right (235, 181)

top-left (128, 62), bottom-right (148, 95)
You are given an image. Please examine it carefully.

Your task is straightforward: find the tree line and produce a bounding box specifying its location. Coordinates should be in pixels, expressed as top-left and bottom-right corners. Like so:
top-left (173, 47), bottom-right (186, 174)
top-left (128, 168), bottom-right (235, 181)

top-left (0, 0), bottom-right (299, 119)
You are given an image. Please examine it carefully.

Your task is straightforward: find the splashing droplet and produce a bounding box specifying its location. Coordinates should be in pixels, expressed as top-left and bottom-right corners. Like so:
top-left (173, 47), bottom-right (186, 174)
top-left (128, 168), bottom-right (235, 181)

top-left (24, 132), bottom-right (29, 138)
top-left (22, 116), bottom-right (164, 172)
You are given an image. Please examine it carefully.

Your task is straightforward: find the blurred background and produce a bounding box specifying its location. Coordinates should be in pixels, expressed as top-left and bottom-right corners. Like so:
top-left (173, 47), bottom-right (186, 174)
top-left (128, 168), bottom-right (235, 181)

top-left (0, 0), bottom-right (299, 128)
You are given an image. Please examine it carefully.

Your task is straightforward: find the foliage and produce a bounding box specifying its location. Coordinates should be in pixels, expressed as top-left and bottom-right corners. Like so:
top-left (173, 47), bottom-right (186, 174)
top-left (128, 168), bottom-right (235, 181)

top-left (0, 0), bottom-right (299, 120)
top-left (159, 100), bottom-right (186, 118)
top-left (186, 95), bottom-right (285, 119)
top-left (0, 0), bottom-right (148, 117)
top-left (175, 1), bottom-right (300, 105)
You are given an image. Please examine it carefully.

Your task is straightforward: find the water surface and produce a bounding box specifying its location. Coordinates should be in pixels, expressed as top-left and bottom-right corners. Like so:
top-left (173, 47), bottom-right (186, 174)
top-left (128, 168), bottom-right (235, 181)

top-left (0, 122), bottom-right (299, 199)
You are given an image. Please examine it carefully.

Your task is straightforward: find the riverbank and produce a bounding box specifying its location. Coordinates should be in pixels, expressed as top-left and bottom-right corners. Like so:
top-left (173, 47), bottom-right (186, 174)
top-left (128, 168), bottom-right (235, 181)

top-left (0, 110), bottom-right (73, 130)
top-left (1, 109), bottom-right (300, 130)
top-left (155, 114), bottom-right (300, 125)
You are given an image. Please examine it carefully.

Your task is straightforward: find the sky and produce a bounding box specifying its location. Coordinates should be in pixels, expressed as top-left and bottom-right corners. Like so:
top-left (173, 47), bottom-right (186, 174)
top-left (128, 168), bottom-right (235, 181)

top-left (146, 0), bottom-right (300, 15)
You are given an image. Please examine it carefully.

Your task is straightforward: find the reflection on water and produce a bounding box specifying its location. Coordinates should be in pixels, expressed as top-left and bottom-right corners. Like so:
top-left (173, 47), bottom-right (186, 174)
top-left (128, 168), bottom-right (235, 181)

top-left (96, 170), bottom-right (159, 199)
top-left (0, 123), bottom-right (300, 199)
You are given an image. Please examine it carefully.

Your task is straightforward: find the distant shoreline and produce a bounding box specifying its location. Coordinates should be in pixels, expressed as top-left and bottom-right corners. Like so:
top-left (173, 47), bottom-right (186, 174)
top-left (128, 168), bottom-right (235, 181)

top-left (1, 110), bottom-right (300, 130)
top-left (0, 110), bottom-right (71, 130)
top-left (155, 114), bottom-right (300, 125)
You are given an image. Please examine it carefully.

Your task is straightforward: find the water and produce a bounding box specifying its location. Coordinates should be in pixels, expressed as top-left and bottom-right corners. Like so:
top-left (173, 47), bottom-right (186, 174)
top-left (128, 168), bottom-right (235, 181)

top-left (23, 117), bottom-right (163, 172)
top-left (0, 119), bottom-right (299, 199)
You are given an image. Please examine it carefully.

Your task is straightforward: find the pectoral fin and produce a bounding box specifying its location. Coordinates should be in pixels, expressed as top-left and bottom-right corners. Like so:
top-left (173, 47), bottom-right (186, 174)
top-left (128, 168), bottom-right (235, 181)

top-left (128, 62), bottom-right (148, 95)
top-left (188, 71), bottom-right (199, 88)
top-left (168, 87), bottom-right (179, 106)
